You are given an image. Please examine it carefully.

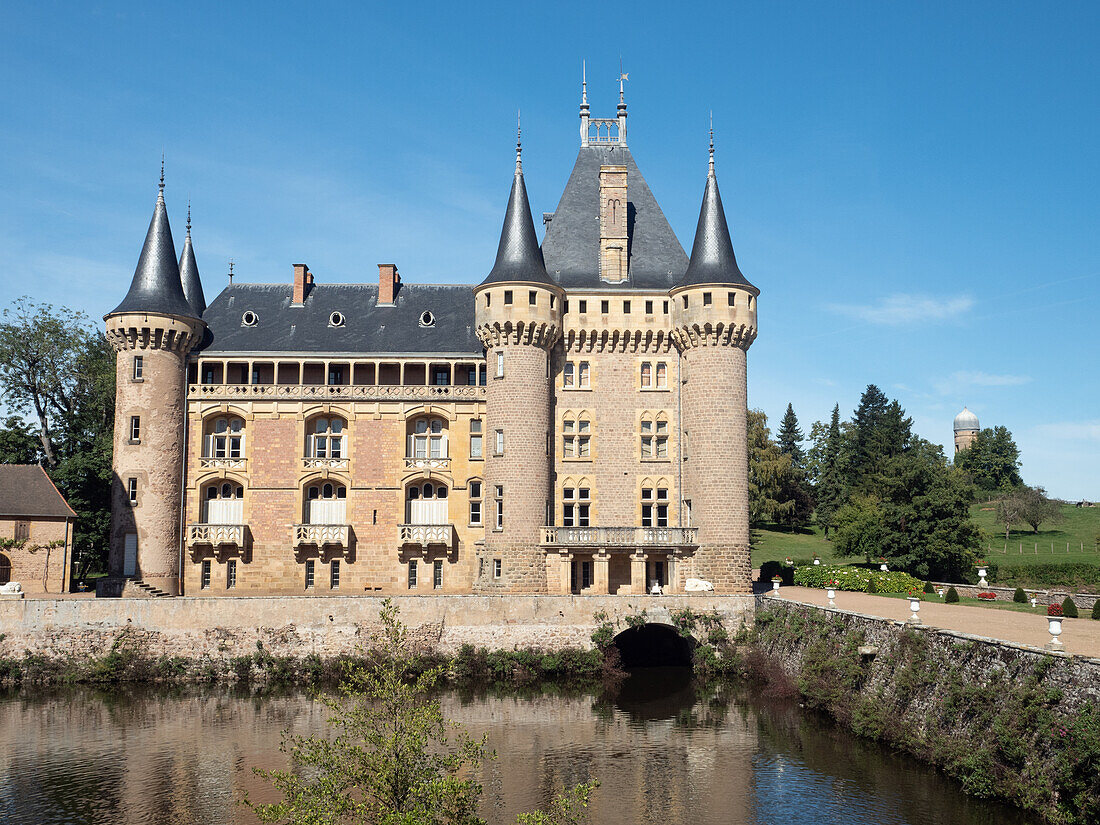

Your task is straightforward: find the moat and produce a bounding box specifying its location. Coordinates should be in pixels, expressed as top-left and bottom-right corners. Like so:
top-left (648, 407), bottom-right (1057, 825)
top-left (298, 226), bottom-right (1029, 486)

top-left (0, 669), bottom-right (1036, 825)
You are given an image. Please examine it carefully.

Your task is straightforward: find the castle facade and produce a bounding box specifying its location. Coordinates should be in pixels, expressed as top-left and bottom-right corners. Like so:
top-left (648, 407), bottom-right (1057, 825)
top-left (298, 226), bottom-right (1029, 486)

top-left (103, 89), bottom-right (759, 597)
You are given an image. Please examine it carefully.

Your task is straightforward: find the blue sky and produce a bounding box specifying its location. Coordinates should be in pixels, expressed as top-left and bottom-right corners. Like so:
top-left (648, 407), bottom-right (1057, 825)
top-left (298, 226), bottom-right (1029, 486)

top-left (1, 2), bottom-right (1097, 499)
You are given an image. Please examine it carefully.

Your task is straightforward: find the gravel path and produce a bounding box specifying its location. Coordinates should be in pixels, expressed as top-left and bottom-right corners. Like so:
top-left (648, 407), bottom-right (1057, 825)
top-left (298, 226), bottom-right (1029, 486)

top-left (772, 585), bottom-right (1100, 657)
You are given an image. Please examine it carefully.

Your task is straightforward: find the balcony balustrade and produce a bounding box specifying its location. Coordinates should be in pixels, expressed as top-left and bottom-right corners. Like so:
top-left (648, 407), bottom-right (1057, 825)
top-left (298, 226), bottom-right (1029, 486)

top-left (198, 456), bottom-right (247, 470)
top-left (190, 384), bottom-right (486, 402)
top-left (293, 523), bottom-right (350, 548)
top-left (540, 526), bottom-right (697, 548)
top-left (404, 456), bottom-right (450, 471)
top-left (399, 524), bottom-right (455, 547)
top-left (301, 456), bottom-right (350, 471)
top-left (187, 523), bottom-right (248, 549)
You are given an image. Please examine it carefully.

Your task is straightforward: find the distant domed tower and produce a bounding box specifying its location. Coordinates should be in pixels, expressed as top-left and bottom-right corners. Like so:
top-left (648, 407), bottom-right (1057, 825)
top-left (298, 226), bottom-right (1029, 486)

top-left (953, 407), bottom-right (980, 453)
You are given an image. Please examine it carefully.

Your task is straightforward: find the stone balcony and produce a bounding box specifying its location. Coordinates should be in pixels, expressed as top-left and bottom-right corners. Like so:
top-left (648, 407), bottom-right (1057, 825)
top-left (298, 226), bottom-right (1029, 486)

top-left (399, 524), bottom-right (456, 547)
top-left (187, 524), bottom-right (249, 551)
top-left (540, 526), bottom-right (698, 549)
top-left (301, 457), bottom-right (350, 471)
top-left (198, 456), bottom-right (247, 470)
top-left (189, 384), bottom-right (486, 402)
top-left (293, 524), bottom-right (351, 549)
top-left (404, 456), bottom-right (450, 471)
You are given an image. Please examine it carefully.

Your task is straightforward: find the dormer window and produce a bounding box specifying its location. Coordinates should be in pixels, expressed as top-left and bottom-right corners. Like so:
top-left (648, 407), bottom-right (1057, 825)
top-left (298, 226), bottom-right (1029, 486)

top-left (241, 311), bottom-right (258, 327)
top-left (329, 311), bottom-right (345, 327)
top-left (419, 310), bottom-right (435, 328)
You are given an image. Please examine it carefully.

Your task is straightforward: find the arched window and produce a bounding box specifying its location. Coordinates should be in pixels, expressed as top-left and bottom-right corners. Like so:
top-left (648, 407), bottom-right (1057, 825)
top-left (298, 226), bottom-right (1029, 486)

top-left (203, 480), bottom-right (244, 524)
top-left (307, 416), bottom-right (345, 459)
top-left (0, 553), bottom-right (10, 585)
top-left (305, 481), bottom-right (347, 524)
top-left (406, 480), bottom-right (449, 524)
top-left (408, 417), bottom-right (447, 460)
top-left (562, 412), bottom-right (591, 459)
top-left (203, 416), bottom-right (245, 459)
top-left (640, 412), bottom-right (669, 459)
top-left (562, 485), bottom-right (591, 527)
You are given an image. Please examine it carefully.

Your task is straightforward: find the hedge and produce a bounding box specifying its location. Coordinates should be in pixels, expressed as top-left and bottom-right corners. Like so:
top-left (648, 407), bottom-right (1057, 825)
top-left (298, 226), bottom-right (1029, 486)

top-left (987, 563), bottom-right (1100, 591)
top-left (793, 565), bottom-right (924, 594)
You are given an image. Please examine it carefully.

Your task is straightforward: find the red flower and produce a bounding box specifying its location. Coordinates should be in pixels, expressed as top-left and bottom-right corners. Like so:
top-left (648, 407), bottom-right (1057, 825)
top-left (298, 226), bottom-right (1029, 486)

top-left (1047, 604), bottom-right (1063, 617)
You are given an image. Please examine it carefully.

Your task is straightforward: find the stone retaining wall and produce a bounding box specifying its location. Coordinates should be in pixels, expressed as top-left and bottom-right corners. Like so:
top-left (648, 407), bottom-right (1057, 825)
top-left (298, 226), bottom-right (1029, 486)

top-left (0, 594), bottom-right (754, 663)
top-left (931, 581), bottom-right (1100, 610)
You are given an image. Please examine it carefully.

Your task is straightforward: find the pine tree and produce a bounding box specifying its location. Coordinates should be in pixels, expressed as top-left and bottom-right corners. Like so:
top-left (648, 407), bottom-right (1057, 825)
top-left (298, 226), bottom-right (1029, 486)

top-left (850, 384), bottom-right (889, 484)
top-left (777, 403), bottom-right (805, 468)
top-left (814, 404), bottom-right (845, 538)
top-left (748, 409), bottom-right (793, 526)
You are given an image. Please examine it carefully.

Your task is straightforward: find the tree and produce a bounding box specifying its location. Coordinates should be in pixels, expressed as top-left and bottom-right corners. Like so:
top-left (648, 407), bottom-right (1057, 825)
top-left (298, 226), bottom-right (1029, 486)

top-left (748, 410), bottom-right (793, 526)
top-left (849, 384), bottom-right (890, 485)
top-left (0, 415), bottom-right (42, 464)
top-left (995, 493), bottom-right (1026, 545)
top-left (813, 404), bottom-right (846, 538)
top-left (246, 600), bottom-right (597, 825)
top-left (1017, 486), bottom-right (1063, 534)
top-left (776, 403), bottom-right (805, 468)
top-left (955, 425), bottom-right (1023, 491)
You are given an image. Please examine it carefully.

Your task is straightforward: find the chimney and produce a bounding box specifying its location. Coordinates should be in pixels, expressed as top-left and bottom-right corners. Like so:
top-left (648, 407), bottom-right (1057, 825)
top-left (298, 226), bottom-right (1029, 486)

top-left (378, 264), bottom-right (399, 305)
top-left (598, 166), bottom-right (628, 283)
top-left (292, 264), bottom-right (312, 305)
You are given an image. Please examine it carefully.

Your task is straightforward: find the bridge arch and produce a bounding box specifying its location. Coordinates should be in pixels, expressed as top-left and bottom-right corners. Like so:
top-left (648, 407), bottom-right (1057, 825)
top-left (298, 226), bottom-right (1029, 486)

top-left (612, 623), bottom-right (696, 668)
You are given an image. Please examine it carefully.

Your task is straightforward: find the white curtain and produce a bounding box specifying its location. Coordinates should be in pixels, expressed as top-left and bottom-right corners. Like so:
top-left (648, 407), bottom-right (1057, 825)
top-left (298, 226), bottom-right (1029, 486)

top-left (407, 498), bottom-right (447, 525)
top-left (204, 499), bottom-right (244, 524)
top-left (309, 499), bottom-right (347, 524)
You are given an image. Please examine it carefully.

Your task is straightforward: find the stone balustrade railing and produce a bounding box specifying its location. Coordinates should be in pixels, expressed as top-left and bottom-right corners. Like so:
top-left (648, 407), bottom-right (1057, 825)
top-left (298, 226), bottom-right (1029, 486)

top-left (187, 524), bottom-right (248, 548)
top-left (198, 456), bottom-right (247, 470)
top-left (189, 384), bottom-right (487, 402)
top-left (540, 526), bottom-right (698, 548)
top-left (293, 524), bottom-right (350, 547)
top-left (301, 457), bottom-right (350, 471)
top-left (404, 457), bottom-right (450, 471)
top-left (399, 524), bottom-right (455, 547)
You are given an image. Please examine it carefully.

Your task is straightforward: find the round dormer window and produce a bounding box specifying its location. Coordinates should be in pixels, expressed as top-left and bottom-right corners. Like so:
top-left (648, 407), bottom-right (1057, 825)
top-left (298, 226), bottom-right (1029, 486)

top-left (419, 310), bottom-right (435, 328)
top-left (329, 311), bottom-right (345, 327)
top-left (241, 311), bottom-right (258, 327)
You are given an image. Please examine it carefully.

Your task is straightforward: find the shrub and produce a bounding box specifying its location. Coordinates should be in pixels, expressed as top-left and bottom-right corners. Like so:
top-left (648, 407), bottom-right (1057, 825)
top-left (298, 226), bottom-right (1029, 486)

top-left (1013, 587), bottom-right (1027, 603)
top-left (1092, 599), bottom-right (1100, 621)
top-left (1062, 597), bottom-right (1079, 619)
top-left (792, 565), bottom-right (923, 594)
top-left (945, 586), bottom-right (960, 603)
top-left (923, 580), bottom-right (935, 594)
top-left (990, 562), bottom-right (1100, 590)
top-left (759, 560), bottom-right (793, 586)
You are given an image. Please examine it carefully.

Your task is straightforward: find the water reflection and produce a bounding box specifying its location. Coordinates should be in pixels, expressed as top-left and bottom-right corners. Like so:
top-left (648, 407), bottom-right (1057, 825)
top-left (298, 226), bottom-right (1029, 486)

top-left (0, 677), bottom-right (1038, 825)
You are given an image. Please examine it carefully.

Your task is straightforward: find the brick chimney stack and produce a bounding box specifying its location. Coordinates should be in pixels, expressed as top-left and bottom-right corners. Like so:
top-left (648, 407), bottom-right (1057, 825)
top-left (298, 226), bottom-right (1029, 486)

top-left (378, 264), bottom-right (399, 305)
top-left (292, 264), bottom-right (312, 305)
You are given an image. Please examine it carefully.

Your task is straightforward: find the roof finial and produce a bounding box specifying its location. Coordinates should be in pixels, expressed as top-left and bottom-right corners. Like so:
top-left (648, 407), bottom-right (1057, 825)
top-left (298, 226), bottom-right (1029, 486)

top-left (228, 258), bottom-right (234, 284)
top-left (158, 154), bottom-right (165, 200)
top-left (515, 109), bottom-right (522, 174)
top-left (581, 59), bottom-right (588, 107)
top-left (618, 57), bottom-right (628, 106)
top-left (708, 111), bottom-right (715, 175)
top-left (186, 198), bottom-right (192, 238)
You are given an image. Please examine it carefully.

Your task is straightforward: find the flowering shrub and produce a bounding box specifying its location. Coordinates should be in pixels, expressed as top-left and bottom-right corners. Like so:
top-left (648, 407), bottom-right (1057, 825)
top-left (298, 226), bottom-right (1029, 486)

top-left (977, 592), bottom-right (997, 600)
top-left (793, 565), bottom-right (923, 594)
top-left (1048, 603), bottom-right (1063, 617)
top-left (907, 587), bottom-right (923, 601)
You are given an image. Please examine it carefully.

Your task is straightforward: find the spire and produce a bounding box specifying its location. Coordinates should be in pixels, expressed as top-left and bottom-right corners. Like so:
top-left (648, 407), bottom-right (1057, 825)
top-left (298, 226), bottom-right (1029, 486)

top-left (616, 61), bottom-right (628, 146)
top-left (579, 60), bottom-right (591, 147)
top-left (676, 129), bottom-right (755, 289)
top-left (481, 129), bottom-right (554, 287)
top-left (708, 112), bottom-right (715, 175)
top-left (178, 202), bottom-right (207, 317)
top-left (107, 165), bottom-right (198, 319)
top-left (516, 111), bottom-right (522, 173)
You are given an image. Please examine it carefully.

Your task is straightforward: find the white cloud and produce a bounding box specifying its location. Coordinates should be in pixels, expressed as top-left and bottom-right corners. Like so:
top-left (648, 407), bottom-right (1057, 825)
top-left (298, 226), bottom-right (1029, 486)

top-left (932, 370), bottom-right (1032, 396)
top-left (827, 293), bottom-right (974, 325)
top-left (1033, 421), bottom-right (1100, 442)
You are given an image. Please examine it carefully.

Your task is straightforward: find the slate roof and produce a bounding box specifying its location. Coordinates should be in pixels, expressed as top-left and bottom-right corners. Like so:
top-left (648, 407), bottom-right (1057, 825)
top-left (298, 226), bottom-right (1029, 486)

top-left (541, 145), bottom-right (689, 289)
top-left (197, 282), bottom-right (482, 356)
top-left (481, 165), bottom-right (555, 287)
top-left (179, 231), bottom-right (207, 317)
top-left (107, 191), bottom-right (200, 320)
top-left (676, 164), bottom-right (756, 290)
top-left (0, 465), bottom-right (77, 519)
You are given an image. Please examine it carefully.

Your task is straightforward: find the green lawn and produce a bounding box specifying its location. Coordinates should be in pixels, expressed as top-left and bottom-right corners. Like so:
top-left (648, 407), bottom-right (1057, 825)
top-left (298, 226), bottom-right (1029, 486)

top-left (971, 502), bottom-right (1100, 567)
top-left (751, 523), bottom-right (835, 568)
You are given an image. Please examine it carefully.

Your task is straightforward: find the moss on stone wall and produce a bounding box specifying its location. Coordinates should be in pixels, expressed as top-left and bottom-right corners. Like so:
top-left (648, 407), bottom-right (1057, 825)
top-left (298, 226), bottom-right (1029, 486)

top-left (746, 600), bottom-right (1100, 825)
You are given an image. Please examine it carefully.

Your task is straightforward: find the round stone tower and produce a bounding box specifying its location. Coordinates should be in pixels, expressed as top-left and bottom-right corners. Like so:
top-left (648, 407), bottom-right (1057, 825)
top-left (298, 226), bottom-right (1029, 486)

top-left (104, 175), bottom-right (204, 595)
top-left (473, 135), bottom-right (562, 593)
top-left (670, 137), bottom-right (758, 593)
top-left (953, 406), bottom-right (980, 453)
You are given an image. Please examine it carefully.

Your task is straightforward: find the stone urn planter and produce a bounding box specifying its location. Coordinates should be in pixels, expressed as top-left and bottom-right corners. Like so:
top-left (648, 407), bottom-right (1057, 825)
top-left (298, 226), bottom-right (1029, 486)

top-left (826, 587), bottom-right (836, 607)
top-left (879, 563), bottom-right (889, 572)
top-left (908, 595), bottom-right (922, 624)
top-left (771, 577), bottom-right (782, 593)
top-left (1046, 605), bottom-right (1065, 650)
top-left (977, 564), bottom-right (989, 587)
top-left (813, 558), bottom-right (821, 566)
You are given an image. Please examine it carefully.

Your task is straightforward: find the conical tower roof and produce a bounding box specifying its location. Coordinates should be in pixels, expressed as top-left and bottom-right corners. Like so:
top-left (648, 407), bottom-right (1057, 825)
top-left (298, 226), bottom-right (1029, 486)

top-left (675, 139), bottom-right (755, 290)
top-left (107, 179), bottom-right (198, 320)
top-left (178, 205), bottom-right (206, 316)
top-left (480, 132), bottom-right (555, 287)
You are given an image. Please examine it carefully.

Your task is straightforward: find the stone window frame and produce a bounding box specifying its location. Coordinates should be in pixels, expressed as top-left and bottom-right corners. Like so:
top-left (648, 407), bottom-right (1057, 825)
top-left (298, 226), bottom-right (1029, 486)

top-left (132, 355), bottom-right (144, 382)
top-left (200, 559), bottom-right (211, 590)
top-left (304, 559), bottom-right (316, 590)
top-left (493, 485), bottom-right (504, 531)
top-left (305, 413), bottom-right (347, 459)
top-left (562, 359), bottom-right (591, 391)
top-left (561, 409), bottom-right (593, 462)
top-left (407, 414), bottom-right (448, 460)
top-left (639, 477), bottom-right (673, 528)
top-left (408, 559), bottom-right (418, 589)
top-left (202, 414), bottom-right (246, 459)
top-left (226, 559), bottom-right (237, 589)
top-left (561, 476), bottom-right (594, 527)
top-left (495, 351), bottom-right (505, 378)
top-left (129, 415), bottom-right (141, 443)
top-left (493, 558), bottom-right (502, 579)
top-left (639, 410), bottom-right (671, 461)
top-left (433, 559), bottom-right (443, 589)
top-left (468, 478), bottom-right (483, 526)
top-left (330, 559), bottom-right (340, 590)
top-left (638, 359), bottom-right (669, 391)
top-left (469, 419), bottom-right (483, 460)
top-left (127, 477), bottom-right (138, 505)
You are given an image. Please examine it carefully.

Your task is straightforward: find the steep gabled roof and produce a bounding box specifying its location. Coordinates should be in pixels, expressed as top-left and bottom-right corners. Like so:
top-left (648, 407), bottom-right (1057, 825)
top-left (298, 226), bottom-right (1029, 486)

top-left (541, 145), bottom-right (688, 289)
top-left (197, 282), bottom-right (482, 355)
top-left (676, 154), bottom-right (755, 290)
top-left (0, 465), bottom-right (77, 519)
top-left (107, 188), bottom-right (199, 320)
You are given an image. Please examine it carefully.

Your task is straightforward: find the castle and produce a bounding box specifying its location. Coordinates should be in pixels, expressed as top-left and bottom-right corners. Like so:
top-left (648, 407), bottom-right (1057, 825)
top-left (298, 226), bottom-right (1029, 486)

top-left (102, 84), bottom-right (759, 598)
